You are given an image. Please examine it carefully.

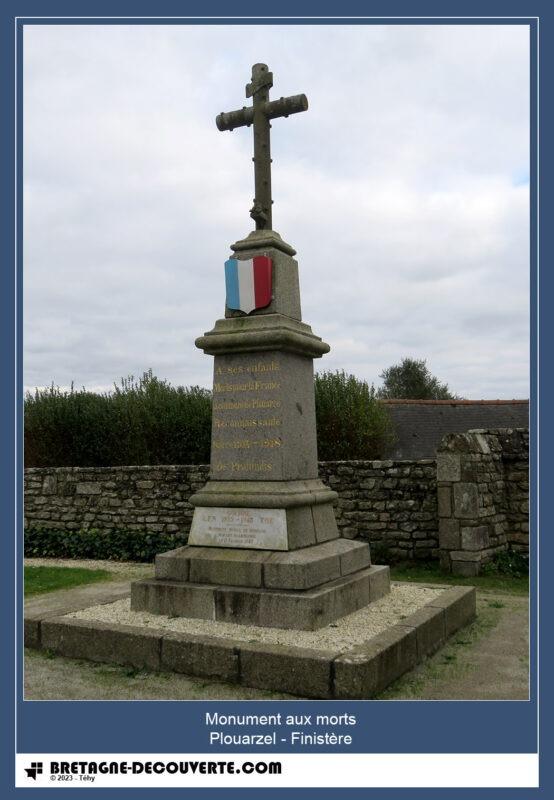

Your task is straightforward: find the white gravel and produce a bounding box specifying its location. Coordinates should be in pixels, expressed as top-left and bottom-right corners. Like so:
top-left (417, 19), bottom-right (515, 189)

top-left (67, 583), bottom-right (443, 654)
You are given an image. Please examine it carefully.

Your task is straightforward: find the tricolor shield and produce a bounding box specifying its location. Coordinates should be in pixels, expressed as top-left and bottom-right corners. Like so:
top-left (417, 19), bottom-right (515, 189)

top-left (224, 256), bottom-right (272, 314)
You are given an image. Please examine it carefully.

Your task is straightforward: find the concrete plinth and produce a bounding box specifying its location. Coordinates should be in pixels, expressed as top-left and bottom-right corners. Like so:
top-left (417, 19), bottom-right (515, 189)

top-left (132, 538), bottom-right (384, 630)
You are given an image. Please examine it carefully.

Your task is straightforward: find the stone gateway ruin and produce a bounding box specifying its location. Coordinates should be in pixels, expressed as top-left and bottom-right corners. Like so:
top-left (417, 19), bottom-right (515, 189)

top-left (131, 64), bottom-right (391, 629)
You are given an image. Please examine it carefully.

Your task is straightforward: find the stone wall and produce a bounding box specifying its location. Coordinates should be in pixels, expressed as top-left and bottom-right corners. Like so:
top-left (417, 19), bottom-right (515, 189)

top-left (24, 432), bottom-right (528, 568)
top-left (24, 465), bottom-right (210, 539)
top-left (499, 429), bottom-right (530, 554)
top-left (24, 459), bottom-right (439, 561)
top-left (318, 459), bottom-right (438, 560)
top-left (436, 428), bottom-right (529, 575)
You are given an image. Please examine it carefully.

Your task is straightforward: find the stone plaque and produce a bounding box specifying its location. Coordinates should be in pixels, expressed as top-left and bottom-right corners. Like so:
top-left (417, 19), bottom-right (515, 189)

top-left (189, 507), bottom-right (288, 550)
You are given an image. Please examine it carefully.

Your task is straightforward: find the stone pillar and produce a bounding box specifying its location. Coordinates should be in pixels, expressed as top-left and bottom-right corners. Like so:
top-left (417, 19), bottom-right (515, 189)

top-left (437, 431), bottom-right (507, 576)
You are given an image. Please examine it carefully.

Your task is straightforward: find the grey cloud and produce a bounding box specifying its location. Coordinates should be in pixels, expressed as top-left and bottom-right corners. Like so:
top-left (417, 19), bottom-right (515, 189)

top-left (24, 24), bottom-right (529, 400)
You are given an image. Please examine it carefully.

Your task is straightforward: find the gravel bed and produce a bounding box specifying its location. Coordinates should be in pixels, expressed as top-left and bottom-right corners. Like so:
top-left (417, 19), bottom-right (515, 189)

top-left (67, 583), bottom-right (443, 653)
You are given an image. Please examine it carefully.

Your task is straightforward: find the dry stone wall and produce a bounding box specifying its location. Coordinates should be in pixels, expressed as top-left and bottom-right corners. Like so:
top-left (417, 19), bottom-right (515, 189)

top-left (24, 465), bottom-right (209, 539)
top-left (24, 460), bottom-right (439, 561)
top-left (500, 429), bottom-right (530, 554)
top-left (318, 459), bottom-right (438, 560)
top-left (24, 430), bottom-right (528, 567)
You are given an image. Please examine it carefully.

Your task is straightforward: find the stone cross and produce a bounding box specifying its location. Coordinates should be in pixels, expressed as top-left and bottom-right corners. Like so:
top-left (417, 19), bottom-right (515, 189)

top-left (216, 63), bottom-right (308, 230)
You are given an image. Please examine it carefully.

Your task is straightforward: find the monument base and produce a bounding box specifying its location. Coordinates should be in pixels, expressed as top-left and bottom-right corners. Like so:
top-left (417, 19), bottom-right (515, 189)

top-left (131, 566), bottom-right (389, 632)
top-left (156, 539), bottom-right (371, 588)
top-left (26, 581), bottom-right (477, 699)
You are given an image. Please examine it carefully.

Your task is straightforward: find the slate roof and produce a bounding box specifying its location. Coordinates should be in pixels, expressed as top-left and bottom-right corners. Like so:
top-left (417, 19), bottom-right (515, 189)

top-left (381, 399), bottom-right (529, 460)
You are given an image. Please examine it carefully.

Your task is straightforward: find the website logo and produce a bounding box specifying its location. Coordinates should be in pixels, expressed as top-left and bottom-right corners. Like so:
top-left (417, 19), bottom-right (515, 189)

top-left (24, 761), bottom-right (43, 780)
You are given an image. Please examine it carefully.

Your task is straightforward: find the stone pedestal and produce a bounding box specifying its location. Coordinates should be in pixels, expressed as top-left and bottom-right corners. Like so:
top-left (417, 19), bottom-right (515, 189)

top-left (131, 543), bottom-right (390, 631)
top-left (131, 230), bottom-right (390, 629)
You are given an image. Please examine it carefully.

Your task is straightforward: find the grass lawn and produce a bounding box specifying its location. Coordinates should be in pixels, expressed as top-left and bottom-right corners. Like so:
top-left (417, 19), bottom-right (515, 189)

top-left (390, 561), bottom-right (529, 596)
top-left (377, 592), bottom-right (528, 699)
top-left (25, 565), bottom-right (112, 597)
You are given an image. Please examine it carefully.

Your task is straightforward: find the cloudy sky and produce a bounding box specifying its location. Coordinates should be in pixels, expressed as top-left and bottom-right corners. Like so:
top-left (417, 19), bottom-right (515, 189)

top-left (24, 23), bottom-right (530, 399)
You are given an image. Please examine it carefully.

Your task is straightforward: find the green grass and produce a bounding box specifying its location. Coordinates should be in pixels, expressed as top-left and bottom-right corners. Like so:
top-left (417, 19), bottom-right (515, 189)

top-left (389, 562), bottom-right (529, 595)
top-left (378, 601), bottom-right (504, 699)
top-left (24, 565), bottom-right (112, 596)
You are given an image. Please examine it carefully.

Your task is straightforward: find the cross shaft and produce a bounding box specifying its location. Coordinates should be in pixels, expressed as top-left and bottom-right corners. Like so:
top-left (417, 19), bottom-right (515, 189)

top-left (216, 63), bottom-right (308, 230)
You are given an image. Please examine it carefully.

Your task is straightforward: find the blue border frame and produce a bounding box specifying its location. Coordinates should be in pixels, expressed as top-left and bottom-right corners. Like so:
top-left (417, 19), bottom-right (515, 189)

top-left (2, 1), bottom-right (549, 797)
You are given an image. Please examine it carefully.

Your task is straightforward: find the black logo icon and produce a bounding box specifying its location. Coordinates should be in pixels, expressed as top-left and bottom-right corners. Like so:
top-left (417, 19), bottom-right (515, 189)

top-left (24, 762), bottom-right (43, 780)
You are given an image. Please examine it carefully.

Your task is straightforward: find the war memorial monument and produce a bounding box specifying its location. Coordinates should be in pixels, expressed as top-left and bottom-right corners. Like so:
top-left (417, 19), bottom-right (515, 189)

top-left (131, 63), bottom-right (391, 629)
top-left (26, 65), bottom-right (476, 699)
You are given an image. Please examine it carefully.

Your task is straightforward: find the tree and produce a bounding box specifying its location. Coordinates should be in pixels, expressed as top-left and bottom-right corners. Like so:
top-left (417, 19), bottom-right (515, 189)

top-left (377, 358), bottom-right (456, 400)
top-left (314, 370), bottom-right (394, 460)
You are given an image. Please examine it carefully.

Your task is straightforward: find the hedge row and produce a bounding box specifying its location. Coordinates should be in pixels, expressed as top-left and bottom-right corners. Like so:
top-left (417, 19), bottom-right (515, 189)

top-left (314, 370), bottom-right (392, 461)
top-left (24, 526), bottom-right (188, 563)
top-left (24, 371), bottom-right (212, 468)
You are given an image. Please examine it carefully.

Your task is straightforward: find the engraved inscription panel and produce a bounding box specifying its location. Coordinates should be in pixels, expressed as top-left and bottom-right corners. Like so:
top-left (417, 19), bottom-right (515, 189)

top-left (209, 351), bottom-right (318, 481)
top-left (210, 353), bottom-right (284, 480)
top-left (188, 507), bottom-right (288, 550)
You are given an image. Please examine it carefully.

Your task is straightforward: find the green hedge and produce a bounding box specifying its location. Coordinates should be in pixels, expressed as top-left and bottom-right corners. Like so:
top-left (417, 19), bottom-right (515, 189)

top-left (25, 369), bottom-right (393, 467)
top-left (25, 371), bottom-right (212, 468)
top-left (24, 526), bottom-right (188, 563)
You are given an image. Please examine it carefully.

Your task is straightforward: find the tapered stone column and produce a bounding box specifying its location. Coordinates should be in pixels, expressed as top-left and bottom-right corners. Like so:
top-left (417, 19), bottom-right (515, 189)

top-left (189, 230), bottom-right (338, 551)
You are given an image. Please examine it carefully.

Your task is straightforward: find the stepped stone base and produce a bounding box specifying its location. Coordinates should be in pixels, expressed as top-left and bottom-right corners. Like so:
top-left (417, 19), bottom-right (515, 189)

top-left (154, 539), bottom-right (370, 589)
top-left (132, 538), bottom-right (391, 630)
top-left (131, 564), bottom-right (390, 631)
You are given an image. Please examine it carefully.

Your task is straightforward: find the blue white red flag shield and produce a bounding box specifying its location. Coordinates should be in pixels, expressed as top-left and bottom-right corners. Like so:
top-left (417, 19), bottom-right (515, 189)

top-left (224, 256), bottom-right (272, 314)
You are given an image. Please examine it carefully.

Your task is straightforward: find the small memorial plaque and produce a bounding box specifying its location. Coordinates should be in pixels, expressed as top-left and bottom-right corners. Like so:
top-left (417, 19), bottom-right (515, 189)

top-left (189, 507), bottom-right (288, 550)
